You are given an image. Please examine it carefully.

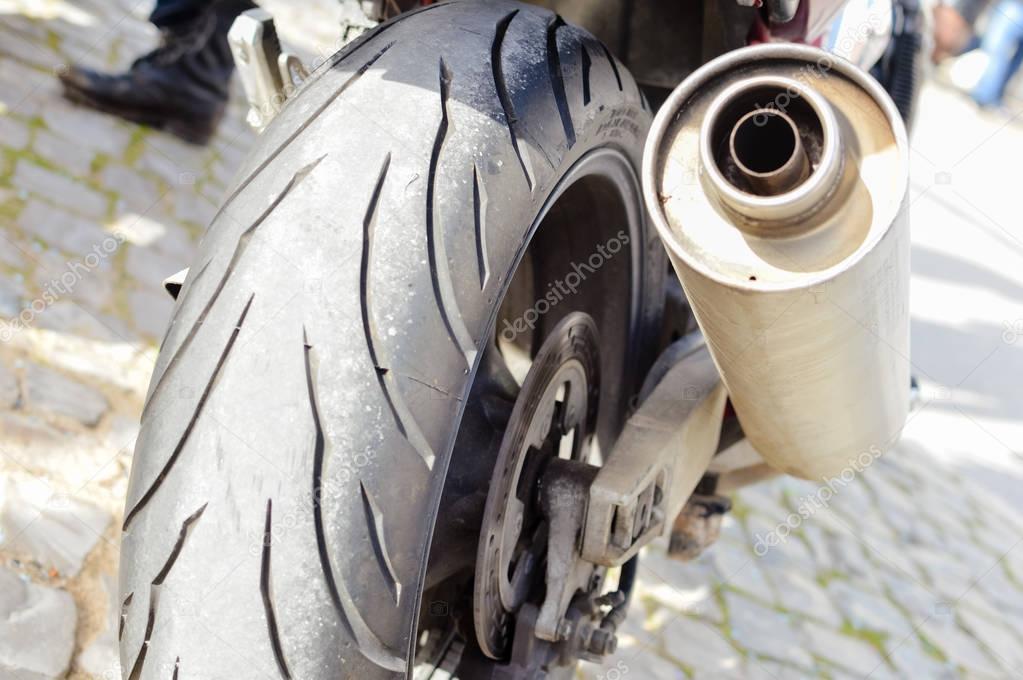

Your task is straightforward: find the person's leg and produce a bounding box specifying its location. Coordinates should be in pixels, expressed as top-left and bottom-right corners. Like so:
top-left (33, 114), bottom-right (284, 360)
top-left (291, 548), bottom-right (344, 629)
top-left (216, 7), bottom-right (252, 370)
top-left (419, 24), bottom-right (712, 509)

top-left (972, 0), bottom-right (1023, 106)
top-left (148, 0), bottom-right (211, 29)
top-left (58, 0), bottom-right (255, 145)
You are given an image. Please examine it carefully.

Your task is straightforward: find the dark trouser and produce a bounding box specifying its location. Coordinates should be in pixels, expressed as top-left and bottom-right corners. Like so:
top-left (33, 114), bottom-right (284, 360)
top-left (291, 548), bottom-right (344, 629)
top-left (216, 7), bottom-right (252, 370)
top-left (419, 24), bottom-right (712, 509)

top-left (149, 0), bottom-right (212, 28)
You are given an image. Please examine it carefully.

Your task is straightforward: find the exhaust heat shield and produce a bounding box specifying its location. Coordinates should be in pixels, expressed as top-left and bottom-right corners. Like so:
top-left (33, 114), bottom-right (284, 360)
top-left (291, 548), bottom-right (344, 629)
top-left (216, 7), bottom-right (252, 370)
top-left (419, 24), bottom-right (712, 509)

top-left (643, 45), bottom-right (909, 480)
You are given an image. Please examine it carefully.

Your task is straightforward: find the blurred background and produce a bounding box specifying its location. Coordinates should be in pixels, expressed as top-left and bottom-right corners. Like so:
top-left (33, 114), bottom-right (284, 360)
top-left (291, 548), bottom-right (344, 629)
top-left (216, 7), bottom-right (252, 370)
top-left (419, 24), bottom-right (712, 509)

top-left (0, 0), bottom-right (1022, 678)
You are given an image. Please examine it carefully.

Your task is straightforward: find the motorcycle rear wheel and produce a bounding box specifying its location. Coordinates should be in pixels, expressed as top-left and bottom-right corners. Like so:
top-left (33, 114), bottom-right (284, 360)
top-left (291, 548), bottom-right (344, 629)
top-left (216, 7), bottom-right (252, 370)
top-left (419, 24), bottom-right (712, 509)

top-left (119, 2), bottom-right (663, 677)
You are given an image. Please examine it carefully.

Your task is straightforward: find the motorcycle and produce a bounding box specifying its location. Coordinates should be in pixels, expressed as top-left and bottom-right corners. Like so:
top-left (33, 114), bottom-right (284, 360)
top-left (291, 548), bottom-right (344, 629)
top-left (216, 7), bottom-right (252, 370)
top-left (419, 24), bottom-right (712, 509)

top-left (120, 0), bottom-right (917, 677)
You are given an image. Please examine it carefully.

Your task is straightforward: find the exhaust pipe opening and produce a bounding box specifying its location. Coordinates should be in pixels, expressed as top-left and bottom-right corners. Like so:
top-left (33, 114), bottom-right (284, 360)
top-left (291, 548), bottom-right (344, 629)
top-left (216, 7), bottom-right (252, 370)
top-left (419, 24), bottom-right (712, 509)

top-left (729, 109), bottom-right (809, 196)
top-left (700, 76), bottom-right (843, 227)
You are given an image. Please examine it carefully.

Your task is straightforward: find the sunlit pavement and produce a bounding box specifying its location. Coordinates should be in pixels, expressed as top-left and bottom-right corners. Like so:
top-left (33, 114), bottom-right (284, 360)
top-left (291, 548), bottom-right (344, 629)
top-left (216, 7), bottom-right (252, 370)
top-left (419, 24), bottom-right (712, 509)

top-left (1, 2), bottom-right (1022, 678)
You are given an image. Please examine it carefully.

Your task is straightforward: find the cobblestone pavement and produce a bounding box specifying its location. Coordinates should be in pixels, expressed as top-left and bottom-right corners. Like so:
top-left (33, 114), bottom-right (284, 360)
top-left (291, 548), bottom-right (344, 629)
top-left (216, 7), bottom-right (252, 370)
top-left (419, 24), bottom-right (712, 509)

top-left (2, 1), bottom-right (1023, 679)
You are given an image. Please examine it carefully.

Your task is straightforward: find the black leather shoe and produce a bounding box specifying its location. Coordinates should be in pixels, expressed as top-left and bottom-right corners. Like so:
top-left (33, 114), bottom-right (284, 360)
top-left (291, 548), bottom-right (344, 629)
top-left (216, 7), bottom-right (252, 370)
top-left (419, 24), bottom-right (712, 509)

top-left (58, 0), bottom-right (253, 145)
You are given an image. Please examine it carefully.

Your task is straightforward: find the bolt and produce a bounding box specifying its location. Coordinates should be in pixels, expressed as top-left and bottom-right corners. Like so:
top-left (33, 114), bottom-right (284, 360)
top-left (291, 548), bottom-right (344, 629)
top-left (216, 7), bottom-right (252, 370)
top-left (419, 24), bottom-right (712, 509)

top-left (556, 619), bottom-right (573, 640)
top-left (587, 628), bottom-right (618, 656)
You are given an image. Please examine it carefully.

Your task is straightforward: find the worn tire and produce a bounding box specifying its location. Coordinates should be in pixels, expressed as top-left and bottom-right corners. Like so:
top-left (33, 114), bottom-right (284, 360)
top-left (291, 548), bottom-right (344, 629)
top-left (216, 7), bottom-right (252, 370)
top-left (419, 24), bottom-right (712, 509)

top-left (119, 2), bottom-right (661, 678)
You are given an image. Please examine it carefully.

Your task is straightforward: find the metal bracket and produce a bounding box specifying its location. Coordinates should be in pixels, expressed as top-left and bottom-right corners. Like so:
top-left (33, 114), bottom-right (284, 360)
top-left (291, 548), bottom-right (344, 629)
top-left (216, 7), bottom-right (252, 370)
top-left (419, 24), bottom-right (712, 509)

top-left (581, 336), bottom-right (728, 566)
top-left (228, 9), bottom-right (308, 131)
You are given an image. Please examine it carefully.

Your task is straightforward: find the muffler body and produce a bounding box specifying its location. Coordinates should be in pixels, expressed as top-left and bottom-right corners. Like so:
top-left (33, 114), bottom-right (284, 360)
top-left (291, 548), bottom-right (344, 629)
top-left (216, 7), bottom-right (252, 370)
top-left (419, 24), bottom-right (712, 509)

top-left (643, 45), bottom-right (909, 480)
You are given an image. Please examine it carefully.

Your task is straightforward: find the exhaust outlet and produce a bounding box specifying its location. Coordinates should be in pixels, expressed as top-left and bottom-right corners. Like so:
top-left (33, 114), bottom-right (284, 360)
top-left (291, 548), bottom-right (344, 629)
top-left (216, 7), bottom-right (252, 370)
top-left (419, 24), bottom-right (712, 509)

top-left (643, 45), bottom-right (910, 480)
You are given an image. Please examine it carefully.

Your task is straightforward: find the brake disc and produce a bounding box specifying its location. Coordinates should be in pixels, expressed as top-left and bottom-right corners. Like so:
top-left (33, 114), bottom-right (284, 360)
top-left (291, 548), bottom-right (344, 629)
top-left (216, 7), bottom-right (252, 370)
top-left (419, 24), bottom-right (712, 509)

top-left (473, 312), bottom-right (601, 660)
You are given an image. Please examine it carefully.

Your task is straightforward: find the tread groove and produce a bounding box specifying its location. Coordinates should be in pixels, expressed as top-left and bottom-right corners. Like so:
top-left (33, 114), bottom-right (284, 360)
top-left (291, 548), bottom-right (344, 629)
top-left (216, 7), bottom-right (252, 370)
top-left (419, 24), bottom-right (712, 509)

top-left (123, 295), bottom-right (254, 531)
top-left (119, 592), bottom-right (133, 642)
top-left (359, 154), bottom-right (436, 470)
top-left (427, 57), bottom-right (478, 368)
top-left (359, 480), bottom-right (403, 605)
top-left (213, 42), bottom-right (395, 225)
top-left (260, 499), bottom-right (293, 679)
top-left (127, 504), bottom-right (206, 680)
top-left (599, 42), bottom-right (623, 91)
top-left (303, 329), bottom-right (405, 673)
top-left (581, 44), bottom-right (592, 106)
top-left (491, 10), bottom-right (535, 191)
top-left (472, 163), bottom-right (490, 289)
top-left (143, 156), bottom-right (323, 420)
top-left (546, 16), bottom-right (576, 148)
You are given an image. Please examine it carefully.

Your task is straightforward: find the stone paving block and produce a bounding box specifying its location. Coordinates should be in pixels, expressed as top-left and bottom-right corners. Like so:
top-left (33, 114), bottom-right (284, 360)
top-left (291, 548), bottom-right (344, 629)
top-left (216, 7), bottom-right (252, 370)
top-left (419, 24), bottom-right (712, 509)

top-left (824, 530), bottom-right (883, 585)
top-left (0, 567), bottom-right (77, 679)
top-left (0, 477), bottom-right (111, 576)
top-left (41, 101), bottom-right (134, 157)
top-left (0, 55), bottom-right (60, 117)
top-left (29, 299), bottom-right (122, 345)
top-left (12, 160), bottom-right (108, 219)
top-left (125, 244), bottom-right (186, 290)
top-left (145, 128), bottom-right (207, 169)
top-left (722, 591), bottom-right (815, 669)
top-left (860, 531), bottom-right (924, 582)
top-left (33, 127), bottom-right (95, 177)
top-left (920, 616), bottom-right (1005, 676)
top-left (17, 198), bottom-right (110, 255)
top-left (912, 544), bottom-right (978, 600)
top-left (0, 113), bottom-right (31, 151)
top-left (743, 513), bottom-right (818, 576)
top-left (210, 156), bottom-right (238, 188)
top-left (0, 279), bottom-right (24, 318)
top-left (800, 523), bottom-right (834, 569)
top-left (742, 658), bottom-right (810, 680)
top-left (660, 615), bottom-right (741, 675)
top-left (110, 210), bottom-right (168, 248)
top-left (957, 605), bottom-right (1023, 672)
top-left (736, 482), bottom-right (791, 522)
top-left (139, 145), bottom-right (196, 187)
top-left (0, 26), bottom-right (64, 71)
top-left (0, 411), bottom-right (64, 451)
top-left (827, 578), bottom-right (913, 637)
top-left (23, 361), bottom-right (109, 426)
top-left (712, 538), bottom-right (772, 597)
top-left (129, 285), bottom-right (173, 339)
top-left (769, 569), bottom-right (843, 627)
top-left (802, 624), bottom-right (886, 676)
top-left (607, 646), bottom-right (686, 679)
top-left (885, 636), bottom-right (958, 678)
top-left (0, 360), bottom-right (19, 409)
top-left (101, 163), bottom-right (162, 212)
top-left (972, 563), bottom-right (1023, 616)
top-left (0, 15), bottom-right (49, 41)
top-left (66, 267), bottom-right (116, 313)
top-left (882, 571), bottom-right (943, 624)
top-left (174, 190), bottom-right (217, 227)
top-left (75, 573), bottom-right (120, 678)
top-left (27, 263), bottom-right (117, 329)
top-left (151, 220), bottom-right (196, 262)
top-left (638, 549), bottom-right (724, 623)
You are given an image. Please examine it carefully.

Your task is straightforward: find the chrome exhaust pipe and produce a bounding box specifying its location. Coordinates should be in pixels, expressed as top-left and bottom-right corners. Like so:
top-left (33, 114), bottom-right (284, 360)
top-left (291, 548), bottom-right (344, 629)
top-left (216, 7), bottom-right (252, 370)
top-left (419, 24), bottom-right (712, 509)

top-left (643, 45), bottom-right (910, 480)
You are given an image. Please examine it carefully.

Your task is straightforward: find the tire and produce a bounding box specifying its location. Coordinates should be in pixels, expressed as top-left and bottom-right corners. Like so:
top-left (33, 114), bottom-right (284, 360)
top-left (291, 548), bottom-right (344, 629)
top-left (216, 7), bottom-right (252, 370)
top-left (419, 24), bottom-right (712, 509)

top-left (118, 2), bottom-right (662, 678)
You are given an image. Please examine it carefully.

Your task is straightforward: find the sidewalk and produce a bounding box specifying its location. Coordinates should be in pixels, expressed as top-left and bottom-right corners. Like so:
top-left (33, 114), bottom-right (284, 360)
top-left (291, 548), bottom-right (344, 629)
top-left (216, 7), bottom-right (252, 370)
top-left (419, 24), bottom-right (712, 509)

top-left (1, 2), bottom-right (1023, 678)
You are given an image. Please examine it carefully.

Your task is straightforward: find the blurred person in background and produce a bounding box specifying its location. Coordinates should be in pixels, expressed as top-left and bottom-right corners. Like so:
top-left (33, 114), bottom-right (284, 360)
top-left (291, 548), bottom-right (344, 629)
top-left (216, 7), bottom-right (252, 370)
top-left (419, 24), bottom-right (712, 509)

top-left (932, 0), bottom-right (986, 62)
top-left (58, 0), bottom-right (255, 145)
top-left (933, 0), bottom-right (1023, 109)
